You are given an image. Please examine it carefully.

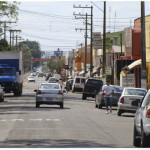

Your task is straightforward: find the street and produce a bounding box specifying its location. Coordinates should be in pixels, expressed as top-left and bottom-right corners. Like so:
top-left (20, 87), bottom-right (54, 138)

top-left (0, 76), bottom-right (135, 148)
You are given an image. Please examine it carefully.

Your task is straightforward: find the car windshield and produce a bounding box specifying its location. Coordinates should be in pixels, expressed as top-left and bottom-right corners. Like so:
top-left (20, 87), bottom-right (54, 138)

top-left (40, 84), bottom-right (59, 90)
top-left (0, 68), bottom-right (15, 76)
top-left (87, 79), bottom-right (103, 86)
top-left (124, 89), bottom-right (146, 96)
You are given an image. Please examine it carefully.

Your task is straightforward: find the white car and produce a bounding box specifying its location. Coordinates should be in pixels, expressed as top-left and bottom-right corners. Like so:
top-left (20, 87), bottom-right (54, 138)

top-left (117, 87), bottom-right (146, 116)
top-left (72, 76), bottom-right (86, 92)
top-left (34, 83), bottom-right (64, 108)
top-left (28, 76), bottom-right (35, 83)
top-left (134, 89), bottom-right (150, 147)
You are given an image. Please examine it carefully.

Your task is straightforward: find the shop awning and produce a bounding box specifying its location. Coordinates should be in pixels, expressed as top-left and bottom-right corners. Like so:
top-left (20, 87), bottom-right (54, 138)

top-left (79, 70), bottom-right (88, 75)
top-left (120, 58), bottom-right (150, 76)
top-left (93, 67), bottom-right (100, 73)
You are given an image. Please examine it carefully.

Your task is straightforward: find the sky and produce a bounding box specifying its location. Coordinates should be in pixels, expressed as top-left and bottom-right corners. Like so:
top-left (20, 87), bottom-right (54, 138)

top-left (3, 1), bottom-right (150, 53)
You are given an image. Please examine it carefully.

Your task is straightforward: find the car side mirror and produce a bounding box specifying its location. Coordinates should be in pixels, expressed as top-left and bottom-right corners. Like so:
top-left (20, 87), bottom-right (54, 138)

top-left (34, 89), bottom-right (37, 92)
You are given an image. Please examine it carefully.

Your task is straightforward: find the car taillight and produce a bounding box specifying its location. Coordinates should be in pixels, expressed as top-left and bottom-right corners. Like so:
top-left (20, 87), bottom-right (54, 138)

top-left (146, 109), bottom-right (150, 118)
top-left (120, 97), bottom-right (124, 103)
top-left (58, 90), bottom-right (63, 95)
top-left (37, 90), bottom-right (41, 94)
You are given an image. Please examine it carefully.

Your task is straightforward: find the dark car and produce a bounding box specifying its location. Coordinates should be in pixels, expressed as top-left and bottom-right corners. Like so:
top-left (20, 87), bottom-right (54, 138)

top-left (38, 73), bottom-right (44, 78)
top-left (82, 78), bottom-right (103, 100)
top-left (95, 85), bottom-right (124, 109)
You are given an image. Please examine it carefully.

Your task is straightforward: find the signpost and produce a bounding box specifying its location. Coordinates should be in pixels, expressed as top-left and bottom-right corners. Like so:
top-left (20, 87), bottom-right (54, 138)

top-left (54, 48), bottom-right (63, 57)
top-left (93, 32), bottom-right (102, 49)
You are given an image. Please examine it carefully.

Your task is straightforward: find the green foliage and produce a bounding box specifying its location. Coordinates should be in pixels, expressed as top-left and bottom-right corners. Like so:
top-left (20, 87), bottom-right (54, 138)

top-left (0, 1), bottom-right (19, 20)
top-left (0, 39), bottom-right (10, 51)
top-left (19, 40), bottom-right (44, 58)
top-left (47, 59), bottom-right (65, 74)
top-left (106, 75), bottom-right (111, 82)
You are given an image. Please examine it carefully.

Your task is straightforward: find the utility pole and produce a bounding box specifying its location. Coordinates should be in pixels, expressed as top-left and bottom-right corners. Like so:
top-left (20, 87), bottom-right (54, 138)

top-left (9, 29), bottom-right (21, 50)
top-left (85, 13), bottom-right (88, 77)
top-left (103, 1), bottom-right (106, 75)
top-left (0, 21), bottom-right (16, 51)
top-left (141, 1), bottom-right (147, 89)
top-left (90, 6), bottom-right (93, 77)
top-left (120, 33), bottom-right (122, 56)
top-left (74, 5), bottom-right (93, 77)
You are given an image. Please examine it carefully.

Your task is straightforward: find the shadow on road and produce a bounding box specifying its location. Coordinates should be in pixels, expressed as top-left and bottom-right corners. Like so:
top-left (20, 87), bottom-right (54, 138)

top-left (0, 139), bottom-right (116, 148)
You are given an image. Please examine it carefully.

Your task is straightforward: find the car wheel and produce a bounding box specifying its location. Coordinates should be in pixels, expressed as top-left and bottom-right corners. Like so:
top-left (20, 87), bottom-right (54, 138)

top-left (133, 123), bottom-right (140, 147)
top-left (117, 110), bottom-right (122, 116)
top-left (82, 94), bottom-right (87, 100)
top-left (36, 103), bottom-right (40, 108)
top-left (60, 103), bottom-right (63, 108)
top-left (141, 124), bottom-right (150, 147)
top-left (0, 95), bottom-right (4, 102)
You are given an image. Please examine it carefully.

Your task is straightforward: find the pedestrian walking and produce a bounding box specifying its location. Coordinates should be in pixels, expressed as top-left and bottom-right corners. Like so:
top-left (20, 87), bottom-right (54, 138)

top-left (58, 79), bottom-right (64, 90)
top-left (66, 80), bottom-right (70, 93)
top-left (102, 79), bottom-right (114, 114)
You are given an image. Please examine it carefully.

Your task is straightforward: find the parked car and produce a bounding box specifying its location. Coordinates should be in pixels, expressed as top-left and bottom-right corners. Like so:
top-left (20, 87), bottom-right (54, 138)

top-left (48, 77), bottom-right (57, 83)
top-left (95, 85), bottom-right (124, 109)
top-left (133, 89), bottom-right (150, 147)
top-left (34, 83), bottom-right (64, 108)
top-left (38, 73), bottom-right (44, 77)
top-left (0, 85), bottom-right (4, 102)
top-left (117, 87), bottom-right (147, 116)
top-left (72, 76), bottom-right (86, 92)
top-left (82, 78), bottom-right (103, 100)
top-left (28, 76), bottom-right (35, 83)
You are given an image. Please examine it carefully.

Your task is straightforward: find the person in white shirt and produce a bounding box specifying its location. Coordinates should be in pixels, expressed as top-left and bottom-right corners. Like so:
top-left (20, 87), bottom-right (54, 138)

top-left (102, 79), bottom-right (114, 114)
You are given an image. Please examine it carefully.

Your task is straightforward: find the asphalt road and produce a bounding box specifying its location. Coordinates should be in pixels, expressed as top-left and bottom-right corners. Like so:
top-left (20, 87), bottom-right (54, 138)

top-left (0, 75), bottom-right (135, 148)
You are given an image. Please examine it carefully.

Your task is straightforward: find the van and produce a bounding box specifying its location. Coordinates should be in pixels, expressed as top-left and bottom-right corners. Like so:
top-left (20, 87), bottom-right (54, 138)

top-left (72, 76), bottom-right (86, 92)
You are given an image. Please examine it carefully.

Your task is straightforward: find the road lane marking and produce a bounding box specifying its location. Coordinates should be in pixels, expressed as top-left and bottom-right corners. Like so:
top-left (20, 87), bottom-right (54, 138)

top-left (46, 119), bottom-right (60, 121)
top-left (46, 119), bottom-right (52, 121)
top-left (0, 119), bottom-right (7, 121)
top-left (53, 119), bottom-right (60, 121)
top-left (11, 119), bottom-right (24, 121)
top-left (0, 119), bottom-right (60, 122)
top-left (29, 119), bottom-right (43, 121)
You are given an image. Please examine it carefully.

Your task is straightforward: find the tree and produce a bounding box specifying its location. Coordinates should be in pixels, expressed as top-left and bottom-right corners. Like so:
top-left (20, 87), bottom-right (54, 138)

top-left (47, 59), bottom-right (65, 74)
top-left (0, 39), bottom-right (10, 51)
top-left (0, 1), bottom-right (19, 20)
top-left (19, 40), bottom-right (44, 68)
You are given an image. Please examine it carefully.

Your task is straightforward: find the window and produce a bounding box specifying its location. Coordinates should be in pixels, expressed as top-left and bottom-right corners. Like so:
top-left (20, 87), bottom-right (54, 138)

top-left (76, 78), bottom-right (80, 83)
top-left (81, 79), bottom-right (85, 84)
top-left (114, 36), bottom-right (118, 45)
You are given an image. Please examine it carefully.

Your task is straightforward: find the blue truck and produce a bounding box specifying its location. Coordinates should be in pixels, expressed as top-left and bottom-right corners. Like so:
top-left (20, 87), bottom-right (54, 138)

top-left (0, 51), bottom-right (23, 96)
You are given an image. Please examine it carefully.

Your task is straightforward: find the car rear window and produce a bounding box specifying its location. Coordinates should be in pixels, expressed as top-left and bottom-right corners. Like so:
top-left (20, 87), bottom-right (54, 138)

top-left (81, 79), bottom-right (85, 84)
top-left (76, 78), bottom-right (80, 83)
top-left (124, 89), bottom-right (146, 96)
top-left (87, 79), bottom-right (103, 86)
top-left (40, 84), bottom-right (59, 89)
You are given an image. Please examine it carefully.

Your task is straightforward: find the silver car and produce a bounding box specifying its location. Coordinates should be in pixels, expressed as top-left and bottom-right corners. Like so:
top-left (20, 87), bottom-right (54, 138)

top-left (95, 85), bottom-right (124, 109)
top-left (117, 87), bottom-right (146, 116)
top-left (28, 76), bottom-right (35, 83)
top-left (34, 83), bottom-right (64, 108)
top-left (133, 89), bottom-right (150, 147)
